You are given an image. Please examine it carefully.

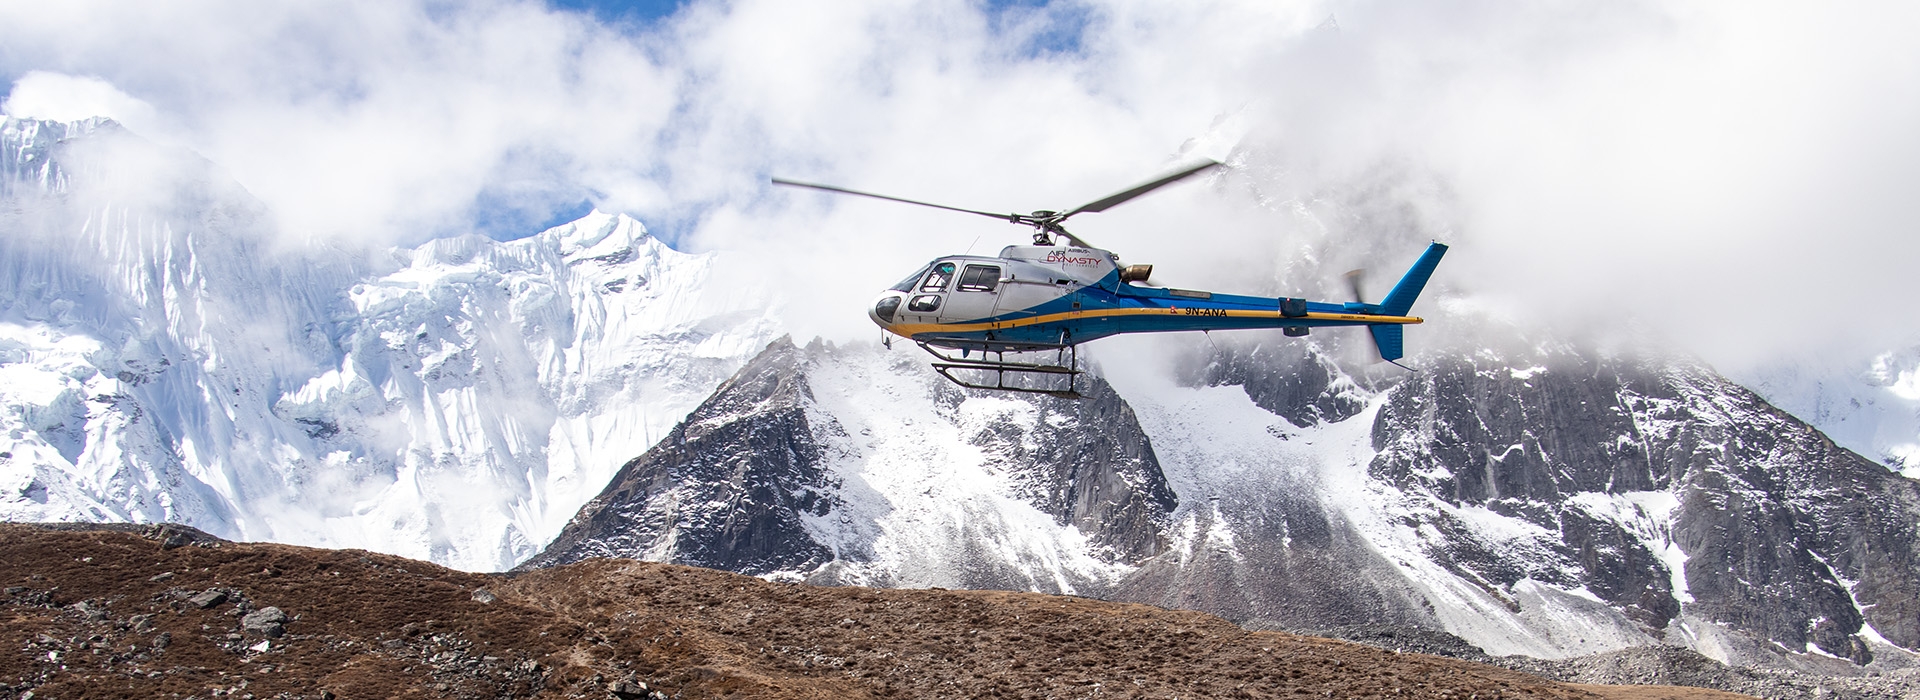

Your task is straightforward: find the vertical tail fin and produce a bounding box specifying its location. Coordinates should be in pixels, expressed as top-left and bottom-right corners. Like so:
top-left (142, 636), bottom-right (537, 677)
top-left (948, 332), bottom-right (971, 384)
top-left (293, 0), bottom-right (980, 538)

top-left (1368, 242), bottom-right (1447, 363)
top-left (1379, 242), bottom-right (1448, 317)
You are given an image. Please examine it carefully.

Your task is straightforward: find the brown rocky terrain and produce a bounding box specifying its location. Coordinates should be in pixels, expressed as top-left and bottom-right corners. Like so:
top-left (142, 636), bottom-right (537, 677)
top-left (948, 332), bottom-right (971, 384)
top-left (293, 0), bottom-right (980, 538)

top-left (0, 523), bottom-right (1751, 699)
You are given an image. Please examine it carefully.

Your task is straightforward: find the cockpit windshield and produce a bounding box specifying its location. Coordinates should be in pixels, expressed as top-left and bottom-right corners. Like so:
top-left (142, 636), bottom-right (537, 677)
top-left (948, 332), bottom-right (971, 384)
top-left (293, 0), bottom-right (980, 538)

top-left (920, 262), bottom-right (957, 292)
top-left (890, 264), bottom-right (932, 293)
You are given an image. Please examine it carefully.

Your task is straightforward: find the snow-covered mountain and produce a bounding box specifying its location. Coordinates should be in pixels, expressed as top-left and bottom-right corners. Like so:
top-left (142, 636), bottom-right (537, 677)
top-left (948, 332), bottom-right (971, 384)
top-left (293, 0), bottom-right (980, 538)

top-left (1306, 311), bottom-right (1919, 668)
top-left (12, 114), bottom-right (1920, 681)
top-left (0, 117), bottom-right (778, 571)
top-left (1738, 343), bottom-right (1920, 479)
top-left (524, 337), bottom-right (1175, 595)
top-left (525, 304), bottom-right (1920, 675)
top-left (1163, 318), bottom-right (1920, 670)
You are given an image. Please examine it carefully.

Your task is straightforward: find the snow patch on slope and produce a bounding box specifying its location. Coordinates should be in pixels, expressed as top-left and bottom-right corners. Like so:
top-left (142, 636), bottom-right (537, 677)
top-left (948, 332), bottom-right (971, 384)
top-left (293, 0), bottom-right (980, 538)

top-left (1566, 490), bottom-right (1690, 603)
top-left (0, 323), bottom-right (134, 523)
top-left (1108, 353), bottom-right (1658, 659)
top-left (1739, 341), bottom-right (1920, 478)
top-left (796, 343), bottom-right (1132, 594)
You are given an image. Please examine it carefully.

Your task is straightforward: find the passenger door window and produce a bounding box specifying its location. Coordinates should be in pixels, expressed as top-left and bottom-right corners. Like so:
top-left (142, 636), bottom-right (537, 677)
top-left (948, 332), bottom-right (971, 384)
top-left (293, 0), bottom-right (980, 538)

top-left (956, 265), bottom-right (1001, 292)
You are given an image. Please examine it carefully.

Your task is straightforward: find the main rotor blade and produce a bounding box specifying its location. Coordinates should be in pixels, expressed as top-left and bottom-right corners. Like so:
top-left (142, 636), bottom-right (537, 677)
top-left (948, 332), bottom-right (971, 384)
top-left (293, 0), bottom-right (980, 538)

top-left (771, 178), bottom-right (1019, 223)
top-left (1059, 159), bottom-right (1221, 219)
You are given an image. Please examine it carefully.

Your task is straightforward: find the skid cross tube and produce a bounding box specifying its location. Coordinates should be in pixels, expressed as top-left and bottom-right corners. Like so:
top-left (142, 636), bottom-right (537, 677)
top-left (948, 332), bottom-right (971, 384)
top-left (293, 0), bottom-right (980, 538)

top-left (917, 341), bottom-right (1083, 398)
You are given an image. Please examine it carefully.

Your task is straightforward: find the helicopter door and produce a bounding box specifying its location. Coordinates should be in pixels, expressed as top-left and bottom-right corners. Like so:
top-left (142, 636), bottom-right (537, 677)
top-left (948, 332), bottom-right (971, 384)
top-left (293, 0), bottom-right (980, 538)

top-left (939, 264), bottom-right (1002, 323)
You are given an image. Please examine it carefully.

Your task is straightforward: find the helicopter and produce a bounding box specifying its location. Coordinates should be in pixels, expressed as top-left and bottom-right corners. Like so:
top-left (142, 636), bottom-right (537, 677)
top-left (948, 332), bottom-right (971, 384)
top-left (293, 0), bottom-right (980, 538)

top-left (772, 160), bottom-right (1447, 398)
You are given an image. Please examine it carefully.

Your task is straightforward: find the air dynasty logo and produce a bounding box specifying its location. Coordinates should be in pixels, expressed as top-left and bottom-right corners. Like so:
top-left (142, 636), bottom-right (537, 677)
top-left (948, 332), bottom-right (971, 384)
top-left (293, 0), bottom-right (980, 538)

top-left (1044, 249), bottom-right (1104, 266)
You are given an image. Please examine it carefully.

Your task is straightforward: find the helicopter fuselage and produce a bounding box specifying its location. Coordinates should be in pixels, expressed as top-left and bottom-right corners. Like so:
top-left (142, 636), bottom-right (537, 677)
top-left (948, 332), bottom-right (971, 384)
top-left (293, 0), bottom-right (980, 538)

top-left (776, 159), bottom-right (1445, 396)
top-left (869, 244), bottom-right (1431, 354)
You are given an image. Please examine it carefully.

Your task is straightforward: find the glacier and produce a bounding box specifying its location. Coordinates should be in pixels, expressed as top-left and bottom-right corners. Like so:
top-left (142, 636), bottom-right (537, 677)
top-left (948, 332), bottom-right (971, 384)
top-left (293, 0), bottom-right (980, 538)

top-left (0, 116), bottom-right (779, 571)
top-left (1738, 341), bottom-right (1920, 479)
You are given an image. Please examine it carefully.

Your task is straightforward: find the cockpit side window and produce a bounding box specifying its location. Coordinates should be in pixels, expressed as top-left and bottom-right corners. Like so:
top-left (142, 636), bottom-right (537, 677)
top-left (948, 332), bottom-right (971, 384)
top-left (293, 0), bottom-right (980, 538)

top-left (891, 264), bottom-right (932, 293)
top-left (956, 265), bottom-right (1001, 292)
top-left (920, 262), bottom-right (957, 292)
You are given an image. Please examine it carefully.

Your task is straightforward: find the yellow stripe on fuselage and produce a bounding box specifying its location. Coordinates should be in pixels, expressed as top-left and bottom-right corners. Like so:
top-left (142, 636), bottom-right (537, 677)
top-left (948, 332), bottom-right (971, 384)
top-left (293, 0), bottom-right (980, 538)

top-left (888, 309), bottom-right (1423, 337)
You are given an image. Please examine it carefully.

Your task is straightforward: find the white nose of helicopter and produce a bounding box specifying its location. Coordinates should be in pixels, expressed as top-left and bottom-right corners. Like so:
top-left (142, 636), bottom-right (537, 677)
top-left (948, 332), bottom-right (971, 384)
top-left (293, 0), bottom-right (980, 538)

top-left (869, 292), bottom-right (905, 329)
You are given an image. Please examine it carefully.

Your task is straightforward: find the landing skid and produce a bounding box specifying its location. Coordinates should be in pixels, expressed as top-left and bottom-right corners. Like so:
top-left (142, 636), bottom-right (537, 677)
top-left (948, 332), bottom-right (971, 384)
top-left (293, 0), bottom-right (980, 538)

top-left (917, 342), bottom-right (1083, 399)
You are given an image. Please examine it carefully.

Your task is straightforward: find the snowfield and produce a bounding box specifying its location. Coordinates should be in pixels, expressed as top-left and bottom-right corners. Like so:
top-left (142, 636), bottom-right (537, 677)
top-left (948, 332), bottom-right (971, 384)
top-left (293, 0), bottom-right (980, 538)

top-left (1, 116), bottom-right (779, 571)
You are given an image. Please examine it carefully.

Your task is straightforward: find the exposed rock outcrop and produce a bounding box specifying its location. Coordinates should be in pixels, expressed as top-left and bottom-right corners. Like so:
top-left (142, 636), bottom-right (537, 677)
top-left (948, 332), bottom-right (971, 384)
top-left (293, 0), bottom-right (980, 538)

top-left (960, 369), bottom-right (1176, 563)
top-left (522, 339), bottom-right (1180, 595)
top-left (521, 337), bottom-right (834, 574)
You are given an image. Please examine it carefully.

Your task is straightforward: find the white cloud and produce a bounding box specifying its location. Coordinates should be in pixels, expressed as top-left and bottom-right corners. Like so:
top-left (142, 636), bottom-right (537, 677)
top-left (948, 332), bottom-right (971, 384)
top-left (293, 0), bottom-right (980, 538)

top-left (2, 0), bottom-right (1917, 368)
top-left (1, 70), bottom-right (156, 129)
top-left (1, 1), bottom-right (676, 244)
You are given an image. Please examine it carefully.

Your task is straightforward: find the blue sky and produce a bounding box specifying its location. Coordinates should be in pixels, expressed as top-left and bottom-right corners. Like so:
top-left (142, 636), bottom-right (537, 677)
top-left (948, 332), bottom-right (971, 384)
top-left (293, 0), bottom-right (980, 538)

top-left (545, 0), bottom-right (1086, 43)
top-left (545, 0), bottom-right (686, 28)
top-left (497, 0), bottom-right (1092, 240)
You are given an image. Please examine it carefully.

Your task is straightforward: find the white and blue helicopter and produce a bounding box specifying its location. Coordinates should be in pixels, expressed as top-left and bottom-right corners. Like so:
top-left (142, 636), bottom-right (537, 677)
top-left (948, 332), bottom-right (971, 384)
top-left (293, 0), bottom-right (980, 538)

top-left (774, 161), bottom-right (1446, 398)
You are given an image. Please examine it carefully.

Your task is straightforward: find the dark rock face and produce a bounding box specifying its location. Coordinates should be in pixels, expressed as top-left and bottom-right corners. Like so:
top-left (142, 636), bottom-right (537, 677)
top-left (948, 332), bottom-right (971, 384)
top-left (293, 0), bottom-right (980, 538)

top-left (1556, 506), bottom-right (1679, 630)
top-left (1655, 373), bottom-right (1920, 663)
top-left (524, 340), bottom-right (1180, 587)
top-left (1366, 345), bottom-right (1681, 631)
top-left (520, 338), bottom-right (835, 574)
top-left (1183, 340), bottom-right (1366, 428)
top-left (1369, 351), bottom-right (1657, 503)
top-left (1368, 335), bottom-right (1920, 663)
top-left (964, 375), bottom-right (1177, 563)
top-left (1116, 336), bottom-right (1476, 634)
top-left (1113, 492), bottom-right (1438, 633)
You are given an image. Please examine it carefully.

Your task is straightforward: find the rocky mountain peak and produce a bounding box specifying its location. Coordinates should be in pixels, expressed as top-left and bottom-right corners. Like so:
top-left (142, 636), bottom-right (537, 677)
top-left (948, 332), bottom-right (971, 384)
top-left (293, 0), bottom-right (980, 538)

top-left (522, 339), bottom-right (1180, 593)
top-left (1, 116), bottom-right (118, 194)
top-left (1362, 324), bottom-right (1920, 666)
top-left (0, 118), bottom-right (780, 571)
top-left (521, 337), bottom-right (834, 575)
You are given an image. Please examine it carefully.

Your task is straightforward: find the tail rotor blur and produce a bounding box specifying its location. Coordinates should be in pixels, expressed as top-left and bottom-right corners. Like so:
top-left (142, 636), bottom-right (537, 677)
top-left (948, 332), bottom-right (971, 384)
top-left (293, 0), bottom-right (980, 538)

top-left (1344, 269), bottom-right (1367, 304)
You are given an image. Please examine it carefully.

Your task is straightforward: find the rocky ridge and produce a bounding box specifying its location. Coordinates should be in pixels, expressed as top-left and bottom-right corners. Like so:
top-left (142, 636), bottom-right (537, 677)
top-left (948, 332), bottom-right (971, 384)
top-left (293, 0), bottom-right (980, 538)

top-left (522, 338), bottom-right (839, 575)
top-left (2, 523), bottom-right (1749, 700)
top-left (1361, 323), bottom-right (1920, 666)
